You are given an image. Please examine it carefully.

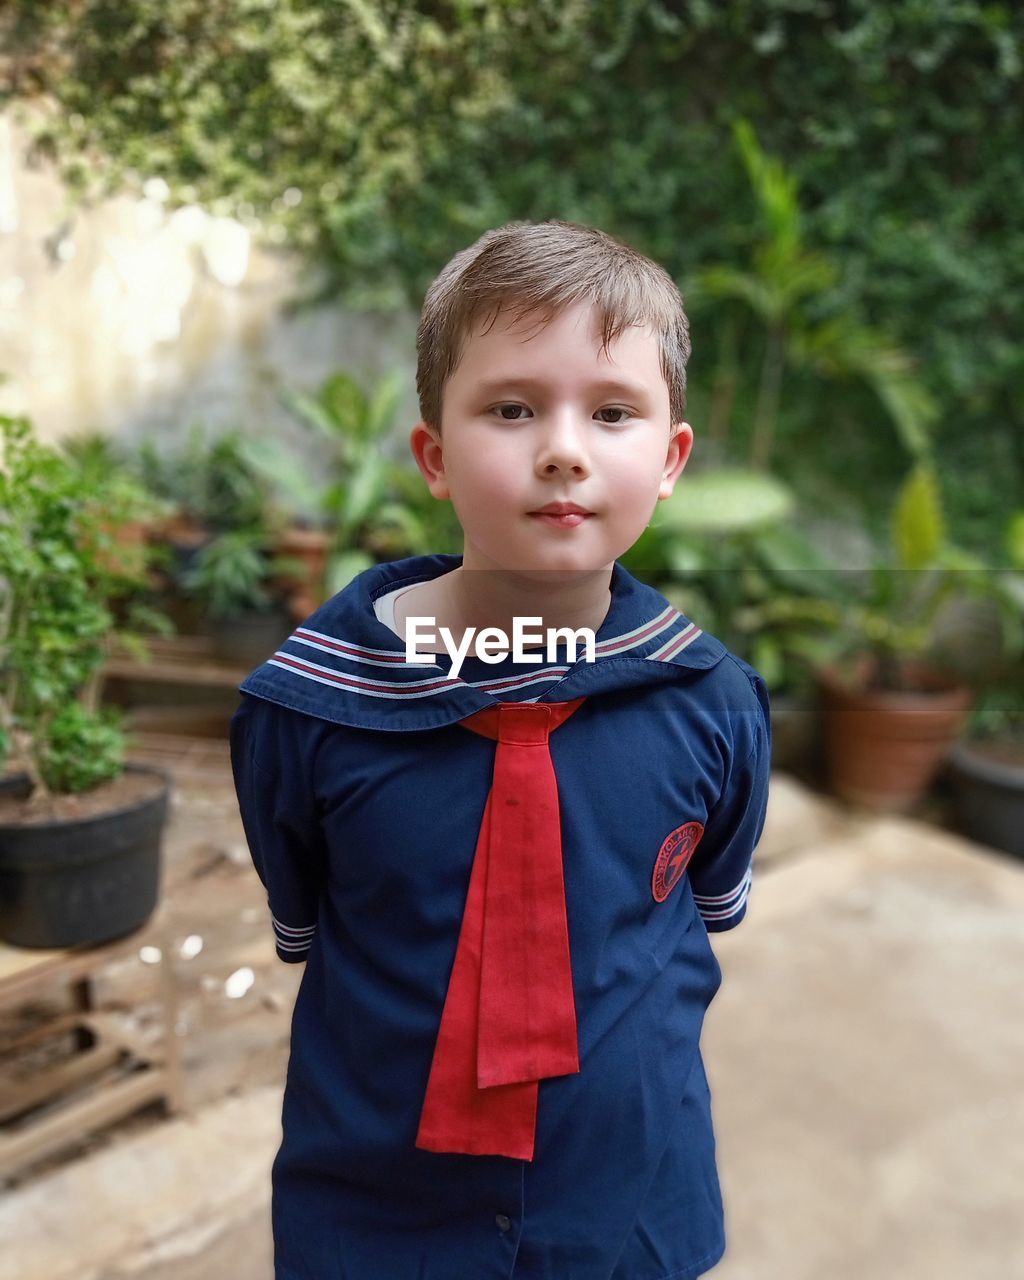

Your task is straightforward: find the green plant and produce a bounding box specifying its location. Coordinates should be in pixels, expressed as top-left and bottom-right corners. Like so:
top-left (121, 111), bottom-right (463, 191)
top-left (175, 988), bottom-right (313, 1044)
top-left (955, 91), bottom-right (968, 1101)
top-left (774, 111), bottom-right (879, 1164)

top-left (957, 510), bottom-right (1024, 741)
top-left (805, 459), bottom-right (1016, 692)
top-left (968, 685), bottom-right (1024, 745)
top-left (364, 463), bottom-right (463, 561)
top-left (624, 467), bottom-right (839, 692)
top-left (688, 119), bottom-right (938, 471)
top-left (61, 430), bottom-right (131, 478)
top-left (134, 426), bottom-right (280, 535)
top-left (183, 528), bottom-right (300, 619)
top-left (630, 462), bottom-right (1023, 702)
top-left (0, 414), bottom-right (161, 802)
top-left (10, 3), bottom-right (1022, 552)
top-left (240, 368), bottom-right (461, 594)
top-left (61, 429), bottom-right (175, 582)
top-left (34, 701), bottom-right (126, 795)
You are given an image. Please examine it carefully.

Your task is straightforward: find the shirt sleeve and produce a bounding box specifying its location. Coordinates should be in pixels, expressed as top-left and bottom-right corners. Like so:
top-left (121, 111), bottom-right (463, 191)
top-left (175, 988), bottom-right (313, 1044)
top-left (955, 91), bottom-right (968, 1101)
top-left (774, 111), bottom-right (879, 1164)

top-left (687, 666), bottom-right (772, 933)
top-left (229, 694), bottom-right (329, 963)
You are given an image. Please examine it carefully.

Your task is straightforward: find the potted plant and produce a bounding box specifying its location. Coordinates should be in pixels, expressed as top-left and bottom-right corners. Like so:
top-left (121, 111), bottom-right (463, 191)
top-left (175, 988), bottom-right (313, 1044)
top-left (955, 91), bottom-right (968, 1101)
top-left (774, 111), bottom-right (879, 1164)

top-left (811, 459), bottom-right (988, 812)
top-left (240, 368), bottom-right (462, 618)
top-left (0, 414), bottom-right (171, 949)
top-left (943, 512), bottom-right (1024, 857)
top-left (131, 426), bottom-right (281, 632)
top-left (183, 527), bottom-right (299, 667)
top-left (61, 431), bottom-right (174, 583)
top-left (624, 466), bottom-right (836, 775)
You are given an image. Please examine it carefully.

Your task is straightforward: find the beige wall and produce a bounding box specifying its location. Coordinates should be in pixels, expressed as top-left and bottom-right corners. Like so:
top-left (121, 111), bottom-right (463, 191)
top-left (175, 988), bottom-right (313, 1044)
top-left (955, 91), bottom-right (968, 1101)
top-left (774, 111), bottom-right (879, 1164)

top-left (0, 109), bottom-right (420, 456)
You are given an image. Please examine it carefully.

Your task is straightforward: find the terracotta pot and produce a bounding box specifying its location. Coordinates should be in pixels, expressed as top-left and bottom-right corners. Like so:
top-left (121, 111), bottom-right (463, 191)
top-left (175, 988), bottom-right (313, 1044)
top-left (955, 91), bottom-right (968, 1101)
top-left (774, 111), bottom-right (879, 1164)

top-left (273, 526), bottom-right (331, 622)
top-left (818, 656), bottom-right (973, 813)
top-left (78, 501), bottom-right (161, 579)
top-left (88, 517), bottom-right (151, 578)
top-left (151, 511), bottom-right (209, 548)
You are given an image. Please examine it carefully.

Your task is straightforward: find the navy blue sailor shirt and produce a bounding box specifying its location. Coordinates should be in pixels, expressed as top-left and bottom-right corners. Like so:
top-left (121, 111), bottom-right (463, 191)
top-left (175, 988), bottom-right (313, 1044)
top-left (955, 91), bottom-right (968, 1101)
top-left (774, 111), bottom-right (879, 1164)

top-left (229, 551), bottom-right (772, 1280)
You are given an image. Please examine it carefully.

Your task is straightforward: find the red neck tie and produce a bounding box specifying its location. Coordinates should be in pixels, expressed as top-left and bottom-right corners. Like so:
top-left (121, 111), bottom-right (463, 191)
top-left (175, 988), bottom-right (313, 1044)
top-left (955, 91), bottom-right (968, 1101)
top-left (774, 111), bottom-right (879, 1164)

top-left (415, 697), bottom-right (587, 1161)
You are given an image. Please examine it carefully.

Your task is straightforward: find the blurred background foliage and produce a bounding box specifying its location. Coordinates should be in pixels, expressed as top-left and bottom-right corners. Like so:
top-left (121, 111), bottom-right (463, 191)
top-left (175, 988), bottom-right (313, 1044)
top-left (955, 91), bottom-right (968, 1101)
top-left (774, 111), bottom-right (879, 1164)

top-left (3, 0), bottom-right (1022, 559)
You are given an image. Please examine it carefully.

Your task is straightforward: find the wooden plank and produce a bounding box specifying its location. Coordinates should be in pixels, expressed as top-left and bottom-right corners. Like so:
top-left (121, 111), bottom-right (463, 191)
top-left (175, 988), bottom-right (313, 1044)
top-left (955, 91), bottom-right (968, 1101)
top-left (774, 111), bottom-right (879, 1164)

top-left (1, 1009), bottom-right (92, 1054)
top-left (0, 929), bottom-right (147, 999)
top-left (0, 1009), bottom-right (164, 1121)
top-left (101, 634), bottom-right (249, 688)
top-left (0, 944), bottom-right (70, 986)
top-left (158, 936), bottom-right (187, 1115)
top-left (107, 634), bottom-right (219, 662)
top-left (0, 1069), bottom-right (170, 1177)
top-left (0, 1036), bottom-right (124, 1122)
top-left (101, 657), bottom-right (248, 688)
top-left (123, 732), bottom-right (232, 779)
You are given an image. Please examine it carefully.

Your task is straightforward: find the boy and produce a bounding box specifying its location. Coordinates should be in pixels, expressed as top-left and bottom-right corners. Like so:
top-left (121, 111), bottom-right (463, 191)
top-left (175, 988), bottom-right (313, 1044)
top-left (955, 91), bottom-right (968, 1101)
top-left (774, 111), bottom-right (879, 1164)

top-left (230, 219), bottom-right (771, 1280)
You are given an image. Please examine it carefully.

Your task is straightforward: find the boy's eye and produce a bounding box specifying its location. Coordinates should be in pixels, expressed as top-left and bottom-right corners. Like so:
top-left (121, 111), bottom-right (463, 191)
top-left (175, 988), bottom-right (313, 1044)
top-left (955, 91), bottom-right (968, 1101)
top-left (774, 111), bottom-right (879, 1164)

top-left (494, 403), bottom-right (530, 421)
top-left (490, 404), bottom-right (633, 424)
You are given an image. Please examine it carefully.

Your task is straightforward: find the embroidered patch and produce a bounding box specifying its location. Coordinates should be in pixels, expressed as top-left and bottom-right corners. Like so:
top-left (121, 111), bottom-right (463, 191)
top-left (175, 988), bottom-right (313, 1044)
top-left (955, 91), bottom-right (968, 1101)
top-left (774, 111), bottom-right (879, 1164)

top-left (652, 821), bottom-right (705, 903)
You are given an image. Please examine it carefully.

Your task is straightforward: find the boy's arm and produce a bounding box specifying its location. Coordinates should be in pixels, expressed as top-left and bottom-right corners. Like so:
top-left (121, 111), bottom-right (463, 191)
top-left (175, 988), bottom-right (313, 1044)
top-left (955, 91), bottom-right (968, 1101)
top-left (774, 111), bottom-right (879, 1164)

top-left (686, 669), bottom-right (772, 933)
top-left (229, 695), bottom-right (329, 963)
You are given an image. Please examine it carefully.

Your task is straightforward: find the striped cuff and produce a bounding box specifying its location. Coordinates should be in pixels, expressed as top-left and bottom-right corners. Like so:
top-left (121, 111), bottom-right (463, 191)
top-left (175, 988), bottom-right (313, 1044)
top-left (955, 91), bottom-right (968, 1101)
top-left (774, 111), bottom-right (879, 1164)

top-left (271, 911), bottom-right (317, 962)
top-left (693, 866), bottom-right (752, 932)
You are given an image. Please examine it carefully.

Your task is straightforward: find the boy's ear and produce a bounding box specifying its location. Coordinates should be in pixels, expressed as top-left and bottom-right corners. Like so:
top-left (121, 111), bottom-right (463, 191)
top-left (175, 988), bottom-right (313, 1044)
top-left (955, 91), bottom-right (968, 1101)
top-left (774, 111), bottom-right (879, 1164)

top-left (657, 422), bottom-right (694, 502)
top-left (409, 421), bottom-right (450, 501)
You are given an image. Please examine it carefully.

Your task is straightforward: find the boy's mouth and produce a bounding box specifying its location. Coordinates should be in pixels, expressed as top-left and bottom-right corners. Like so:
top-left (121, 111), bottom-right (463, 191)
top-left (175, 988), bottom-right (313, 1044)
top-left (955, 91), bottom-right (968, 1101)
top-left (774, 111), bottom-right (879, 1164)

top-left (529, 509), bottom-right (593, 528)
top-left (529, 502), bottom-right (593, 516)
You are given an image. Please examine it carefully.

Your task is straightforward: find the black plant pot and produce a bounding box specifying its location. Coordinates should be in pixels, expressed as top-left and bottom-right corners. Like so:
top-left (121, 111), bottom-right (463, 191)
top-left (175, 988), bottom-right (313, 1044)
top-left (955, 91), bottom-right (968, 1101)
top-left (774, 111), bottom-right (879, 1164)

top-left (946, 738), bottom-right (1024, 860)
top-left (0, 765), bottom-right (171, 948)
top-left (206, 607), bottom-right (293, 668)
top-left (768, 687), bottom-right (821, 779)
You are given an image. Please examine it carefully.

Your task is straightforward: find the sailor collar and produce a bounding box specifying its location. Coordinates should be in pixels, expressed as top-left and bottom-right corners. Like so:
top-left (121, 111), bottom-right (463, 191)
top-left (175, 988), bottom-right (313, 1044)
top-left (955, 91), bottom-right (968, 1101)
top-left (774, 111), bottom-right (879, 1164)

top-left (238, 553), bottom-right (727, 733)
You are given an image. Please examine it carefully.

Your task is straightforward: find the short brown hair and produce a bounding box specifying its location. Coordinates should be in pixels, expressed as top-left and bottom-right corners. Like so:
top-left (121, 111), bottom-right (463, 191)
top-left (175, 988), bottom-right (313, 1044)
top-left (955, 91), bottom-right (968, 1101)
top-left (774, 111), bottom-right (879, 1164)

top-left (416, 220), bottom-right (691, 431)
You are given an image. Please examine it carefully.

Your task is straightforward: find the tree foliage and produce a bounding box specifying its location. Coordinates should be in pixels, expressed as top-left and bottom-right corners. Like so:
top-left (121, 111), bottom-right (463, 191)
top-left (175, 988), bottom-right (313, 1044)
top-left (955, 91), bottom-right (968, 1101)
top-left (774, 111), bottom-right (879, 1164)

top-left (4, 1), bottom-right (1022, 538)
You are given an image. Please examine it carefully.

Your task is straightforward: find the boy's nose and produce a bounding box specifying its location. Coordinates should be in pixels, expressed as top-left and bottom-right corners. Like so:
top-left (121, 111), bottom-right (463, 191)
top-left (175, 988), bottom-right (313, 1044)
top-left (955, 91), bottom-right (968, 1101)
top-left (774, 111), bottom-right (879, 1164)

top-left (535, 412), bottom-right (591, 475)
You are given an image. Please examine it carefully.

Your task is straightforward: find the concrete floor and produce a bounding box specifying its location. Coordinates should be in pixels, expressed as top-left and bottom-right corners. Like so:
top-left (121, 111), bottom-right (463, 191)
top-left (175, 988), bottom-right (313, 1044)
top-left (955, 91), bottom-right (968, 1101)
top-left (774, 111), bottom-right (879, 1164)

top-left (3, 771), bottom-right (1022, 1280)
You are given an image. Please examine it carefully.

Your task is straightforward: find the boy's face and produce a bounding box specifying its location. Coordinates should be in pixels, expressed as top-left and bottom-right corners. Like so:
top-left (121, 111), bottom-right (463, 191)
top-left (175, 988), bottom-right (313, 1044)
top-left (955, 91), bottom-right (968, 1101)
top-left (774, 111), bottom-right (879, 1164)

top-left (410, 300), bottom-right (692, 577)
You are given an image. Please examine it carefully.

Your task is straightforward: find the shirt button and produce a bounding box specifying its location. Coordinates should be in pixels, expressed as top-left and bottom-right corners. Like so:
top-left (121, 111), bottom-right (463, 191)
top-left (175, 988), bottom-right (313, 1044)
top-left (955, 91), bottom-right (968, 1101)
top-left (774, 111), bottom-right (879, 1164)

top-left (495, 1213), bottom-right (512, 1232)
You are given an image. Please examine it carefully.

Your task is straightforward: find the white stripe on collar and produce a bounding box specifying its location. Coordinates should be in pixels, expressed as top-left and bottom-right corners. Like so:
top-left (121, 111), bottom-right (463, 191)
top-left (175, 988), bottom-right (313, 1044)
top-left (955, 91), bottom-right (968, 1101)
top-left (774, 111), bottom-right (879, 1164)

top-left (288, 603), bottom-right (687, 674)
top-left (266, 609), bottom-right (703, 703)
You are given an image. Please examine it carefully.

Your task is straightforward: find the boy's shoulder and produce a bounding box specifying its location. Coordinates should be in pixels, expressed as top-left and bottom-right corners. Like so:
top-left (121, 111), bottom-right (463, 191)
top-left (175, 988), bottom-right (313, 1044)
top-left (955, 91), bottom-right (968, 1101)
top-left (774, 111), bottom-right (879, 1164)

top-left (633, 618), bottom-right (770, 748)
top-left (711, 645), bottom-right (771, 716)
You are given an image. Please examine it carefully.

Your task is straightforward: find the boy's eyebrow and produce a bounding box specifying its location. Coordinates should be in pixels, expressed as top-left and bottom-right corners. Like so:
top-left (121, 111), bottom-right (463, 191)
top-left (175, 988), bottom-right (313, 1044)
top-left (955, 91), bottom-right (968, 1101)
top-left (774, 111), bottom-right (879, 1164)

top-left (472, 375), bottom-right (654, 401)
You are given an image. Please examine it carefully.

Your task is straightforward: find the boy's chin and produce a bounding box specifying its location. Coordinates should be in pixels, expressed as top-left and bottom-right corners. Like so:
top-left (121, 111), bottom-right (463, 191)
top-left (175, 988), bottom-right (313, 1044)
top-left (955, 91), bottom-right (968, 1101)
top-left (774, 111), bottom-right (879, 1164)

top-left (464, 552), bottom-right (617, 584)
top-left (460, 531), bottom-right (623, 582)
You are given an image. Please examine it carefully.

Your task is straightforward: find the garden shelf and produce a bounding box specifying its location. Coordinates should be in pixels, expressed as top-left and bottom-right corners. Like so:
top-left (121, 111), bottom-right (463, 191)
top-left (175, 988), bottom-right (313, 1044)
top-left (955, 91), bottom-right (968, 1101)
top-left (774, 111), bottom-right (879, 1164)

top-left (100, 634), bottom-right (250, 690)
top-left (0, 912), bottom-right (186, 1182)
top-left (99, 635), bottom-right (245, 779)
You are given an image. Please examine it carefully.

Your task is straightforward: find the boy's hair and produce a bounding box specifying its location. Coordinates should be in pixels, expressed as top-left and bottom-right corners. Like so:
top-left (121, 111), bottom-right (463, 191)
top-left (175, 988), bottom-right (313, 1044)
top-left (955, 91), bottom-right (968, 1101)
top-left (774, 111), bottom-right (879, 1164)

top-left (416, 220), bottom-right (691, 432)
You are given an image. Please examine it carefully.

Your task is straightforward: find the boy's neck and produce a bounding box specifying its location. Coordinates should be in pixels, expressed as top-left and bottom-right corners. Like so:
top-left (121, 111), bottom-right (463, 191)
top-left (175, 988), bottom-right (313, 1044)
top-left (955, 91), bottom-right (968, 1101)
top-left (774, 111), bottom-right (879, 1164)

top-left (396, 563), bottom-right (613, 655)
top-left (443, 565), bottom-right (613, 641)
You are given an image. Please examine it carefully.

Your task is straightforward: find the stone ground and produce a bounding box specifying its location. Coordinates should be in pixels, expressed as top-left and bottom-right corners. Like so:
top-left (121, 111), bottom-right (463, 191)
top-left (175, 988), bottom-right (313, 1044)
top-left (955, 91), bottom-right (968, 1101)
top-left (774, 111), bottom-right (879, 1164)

top-left (2, 745), bottom-right (1022, 1280)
